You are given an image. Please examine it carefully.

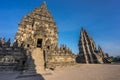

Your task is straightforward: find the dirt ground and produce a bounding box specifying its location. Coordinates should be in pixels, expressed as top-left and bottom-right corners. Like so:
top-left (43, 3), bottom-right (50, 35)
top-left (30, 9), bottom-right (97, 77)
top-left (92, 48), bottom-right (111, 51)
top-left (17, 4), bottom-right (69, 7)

top-left (0, 64), bottom-right (120, 80)
top-left (43, 64), bottom-right (120, 80)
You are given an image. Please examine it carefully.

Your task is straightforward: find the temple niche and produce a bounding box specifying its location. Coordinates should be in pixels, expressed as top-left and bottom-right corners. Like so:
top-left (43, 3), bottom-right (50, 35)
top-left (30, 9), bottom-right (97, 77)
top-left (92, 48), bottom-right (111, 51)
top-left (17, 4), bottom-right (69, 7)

top-left (76, 28), bottom-right (111, 64)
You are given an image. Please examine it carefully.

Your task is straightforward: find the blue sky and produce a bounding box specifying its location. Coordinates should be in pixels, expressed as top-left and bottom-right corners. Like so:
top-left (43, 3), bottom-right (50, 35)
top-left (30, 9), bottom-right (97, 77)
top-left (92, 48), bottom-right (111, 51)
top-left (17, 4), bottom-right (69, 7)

top-left (0, 0), bottom-right (120, 56)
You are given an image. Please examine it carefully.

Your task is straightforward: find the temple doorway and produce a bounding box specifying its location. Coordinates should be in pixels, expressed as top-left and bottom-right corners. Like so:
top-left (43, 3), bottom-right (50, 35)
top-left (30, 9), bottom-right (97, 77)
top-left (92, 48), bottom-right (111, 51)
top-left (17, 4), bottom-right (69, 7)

top-left (37, 39), bottom-right (42, 48)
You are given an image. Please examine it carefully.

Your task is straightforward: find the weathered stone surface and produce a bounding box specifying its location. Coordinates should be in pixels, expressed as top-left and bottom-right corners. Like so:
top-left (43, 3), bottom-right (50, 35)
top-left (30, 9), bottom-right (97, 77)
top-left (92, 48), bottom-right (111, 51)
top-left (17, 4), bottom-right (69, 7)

top-left (0, 2), bottom-right (75, 75)
top-left (31, 48), bottom-right (45, 74)
top-left (14, 2), bottom-right (76, 74)
top-left (0, 38), bottom-right (26, 71)
top-left (77, 28), bottom-right (111, 64)
top-left (15, 2), bottom-right (58, 50)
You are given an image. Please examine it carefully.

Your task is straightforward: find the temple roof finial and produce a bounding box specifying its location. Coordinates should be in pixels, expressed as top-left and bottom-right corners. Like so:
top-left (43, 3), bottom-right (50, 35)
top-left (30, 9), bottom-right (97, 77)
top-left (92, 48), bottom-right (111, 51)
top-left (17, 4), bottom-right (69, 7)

top-left (41, 1), bottom-right (47, 9)
top-left (98, 45), bottom-right (103, 52)
top-left (81, 27), bottom-right (84, 31)
top-left (81, 27), bottom-right (86, 33)
top-left (98, 45), bottom-right (100, 48)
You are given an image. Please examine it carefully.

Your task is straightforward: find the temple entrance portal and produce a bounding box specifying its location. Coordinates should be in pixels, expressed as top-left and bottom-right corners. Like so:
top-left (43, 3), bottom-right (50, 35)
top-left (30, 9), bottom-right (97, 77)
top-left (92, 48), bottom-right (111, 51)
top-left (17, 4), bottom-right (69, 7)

top-left (37, 39), bottom-right (42, 48)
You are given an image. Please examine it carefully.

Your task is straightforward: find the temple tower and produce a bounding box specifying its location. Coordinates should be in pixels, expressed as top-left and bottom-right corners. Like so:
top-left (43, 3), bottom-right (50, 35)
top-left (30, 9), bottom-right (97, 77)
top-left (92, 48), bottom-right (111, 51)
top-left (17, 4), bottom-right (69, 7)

top-left (14, 2), bottom-right (58, 74)
top-left (14, 2), bottom-right (58, 50)
top-left (78, 28), bottom-right (110, 64)
top-left (78, 28), bottom-right (96, 63)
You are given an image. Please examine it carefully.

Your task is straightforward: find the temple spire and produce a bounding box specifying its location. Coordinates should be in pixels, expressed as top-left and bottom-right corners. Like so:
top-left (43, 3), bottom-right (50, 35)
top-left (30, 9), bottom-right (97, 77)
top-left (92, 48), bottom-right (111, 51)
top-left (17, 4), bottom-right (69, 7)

top-left (41, 1), bottom-right (47, 9)
top-left (98, 45), bottom-right (102, 51)
top-left (80, 27), bottom-right (85, 36)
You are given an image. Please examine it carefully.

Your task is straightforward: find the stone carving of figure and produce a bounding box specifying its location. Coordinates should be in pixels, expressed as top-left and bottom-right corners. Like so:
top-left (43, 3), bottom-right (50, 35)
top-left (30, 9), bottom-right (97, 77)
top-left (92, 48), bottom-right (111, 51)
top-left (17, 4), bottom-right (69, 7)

top-left (46, 39), bottom-right (51, 49)
top-left (1, 57), bottom-right (9, 63)
top-left (5, 57), bottom-right (9, 63)
top-left (1, 58), bottom-right (5, 63)
top-left (2, 56), bottom-right (15, 64)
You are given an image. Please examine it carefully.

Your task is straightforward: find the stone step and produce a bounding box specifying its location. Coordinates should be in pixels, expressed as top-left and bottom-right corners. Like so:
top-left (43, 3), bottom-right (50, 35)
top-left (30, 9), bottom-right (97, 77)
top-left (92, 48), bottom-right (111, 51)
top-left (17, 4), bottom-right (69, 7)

top-left (31, 48), bottom-right (45, 74)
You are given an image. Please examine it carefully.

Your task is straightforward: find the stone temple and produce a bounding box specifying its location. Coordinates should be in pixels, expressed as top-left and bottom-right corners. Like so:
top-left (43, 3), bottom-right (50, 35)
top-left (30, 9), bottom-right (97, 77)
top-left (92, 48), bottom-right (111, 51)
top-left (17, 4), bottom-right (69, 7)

top-left (0, 2), bottom-right (76, 75)
top-left (0, 2), bottom-right (111, 77)
top-left (14, 2), bottom-right (75, 74)
top-left (76, 28), bottom-right (111, 64)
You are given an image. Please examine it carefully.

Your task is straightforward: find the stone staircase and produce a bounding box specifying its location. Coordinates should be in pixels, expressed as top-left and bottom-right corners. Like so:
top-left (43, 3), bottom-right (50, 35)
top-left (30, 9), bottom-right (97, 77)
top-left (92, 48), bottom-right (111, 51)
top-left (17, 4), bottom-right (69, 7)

top-left (31, 48), bottom-right (45, 74)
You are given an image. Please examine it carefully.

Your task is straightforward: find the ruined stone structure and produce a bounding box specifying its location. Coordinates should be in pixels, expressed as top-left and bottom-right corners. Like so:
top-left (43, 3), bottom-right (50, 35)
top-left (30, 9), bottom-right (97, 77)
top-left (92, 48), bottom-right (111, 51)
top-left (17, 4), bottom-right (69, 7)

top-left (14, 2), bottom-right (75, 73)
top-left (0, 2), bottom-right (75, 74)
top-left (0, 38), bottom-right (26, 71)
top-left (77, 28), bottom-right (111, 64)
top-left (0, 2), bottom-right (111, 76)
